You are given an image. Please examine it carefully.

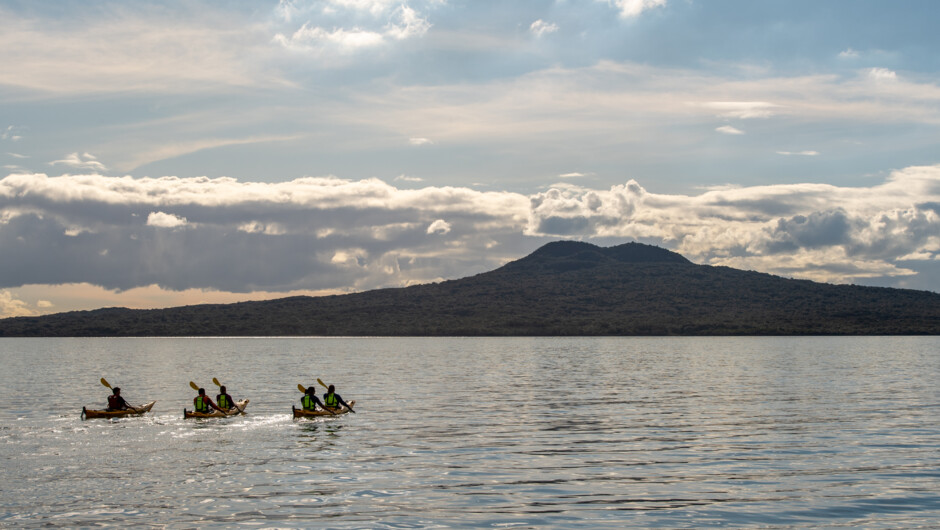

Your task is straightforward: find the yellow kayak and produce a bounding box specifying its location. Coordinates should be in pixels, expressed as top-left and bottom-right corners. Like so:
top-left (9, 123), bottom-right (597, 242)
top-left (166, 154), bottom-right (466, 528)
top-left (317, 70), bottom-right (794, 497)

top-left (292, 400), bottom-right (356, 418)
top-left (184, 399), bottom-right (249, 418)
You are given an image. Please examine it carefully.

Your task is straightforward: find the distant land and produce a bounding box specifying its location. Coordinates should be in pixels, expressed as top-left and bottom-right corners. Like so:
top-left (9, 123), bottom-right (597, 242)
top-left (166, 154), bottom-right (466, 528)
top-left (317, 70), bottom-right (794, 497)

top-left (1, 241), bottom-right (938, 336)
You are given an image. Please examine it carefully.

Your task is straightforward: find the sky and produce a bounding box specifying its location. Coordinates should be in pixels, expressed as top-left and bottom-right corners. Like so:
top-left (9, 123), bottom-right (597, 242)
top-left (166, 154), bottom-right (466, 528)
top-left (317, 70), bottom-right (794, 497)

top-left (1, 0), bottom-right (939, 318)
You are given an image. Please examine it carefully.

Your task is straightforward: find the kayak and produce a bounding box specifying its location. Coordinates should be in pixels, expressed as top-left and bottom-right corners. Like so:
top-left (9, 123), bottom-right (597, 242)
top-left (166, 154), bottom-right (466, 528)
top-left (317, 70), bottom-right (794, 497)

top-left (292, 400), bottom-right (356, 418)
top-left (82, 401), bottom-right (156, 419)
top-left (184, 399), bottom-right (249, 419)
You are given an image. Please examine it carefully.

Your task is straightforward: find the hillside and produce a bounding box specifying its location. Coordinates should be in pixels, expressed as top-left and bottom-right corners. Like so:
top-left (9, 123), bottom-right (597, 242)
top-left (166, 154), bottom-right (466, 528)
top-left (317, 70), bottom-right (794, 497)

top-left (0, 241), bottom-right (938, 336)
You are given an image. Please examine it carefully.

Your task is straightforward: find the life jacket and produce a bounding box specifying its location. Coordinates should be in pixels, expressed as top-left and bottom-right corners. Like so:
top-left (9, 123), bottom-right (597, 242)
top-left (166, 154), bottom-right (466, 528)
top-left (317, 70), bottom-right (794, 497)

top-left (195, 395), bottom-right (209, 413)
top-left (218, 394), bottom-right (231, 410)
top-left (107, 395), bottom-right (122, 410)
top-left (324, 392), bottom-right (339, 408)
top-left (302, 395), bottom-right (316, 411)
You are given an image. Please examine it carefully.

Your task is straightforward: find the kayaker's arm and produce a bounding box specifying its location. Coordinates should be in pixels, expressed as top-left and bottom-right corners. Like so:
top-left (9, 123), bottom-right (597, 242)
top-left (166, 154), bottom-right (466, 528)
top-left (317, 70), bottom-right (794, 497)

top-left (337, 395), bottom-right (355, 413)
top-left (118, 395), bottom-right (140, 413)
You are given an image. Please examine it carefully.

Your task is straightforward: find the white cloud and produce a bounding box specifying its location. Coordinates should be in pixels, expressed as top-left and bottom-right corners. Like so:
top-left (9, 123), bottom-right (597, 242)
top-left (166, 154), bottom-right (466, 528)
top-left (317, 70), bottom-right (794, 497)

top-left (0, 166), bottom-right (938, 294)
top-left (276, 0), bottom-right (301, 22)
top-left (777, 150), bottom-right (820, 156)
top-left (37, 300), bottom-right (54, 308)
top-left (608, 0), bottom-right (667, 18)
top-left (7, 153), bottom-right (28, 159)
top-left (395, 174), bottom-right (424, 182)
top-left (0, 290), bottom-right (38, 318)
top-left (273, 3), bottom-right (430, 54)
top-left (702, 101), bottom-right (782, 119)
top-left (0, 10), bottom-right (281, 95)
top-left (427, 219), bottom-right (451, 234)
top-left (329, 0), bottom-right (397, 16)
top-left (275, 24), bottom-right (385, 53)
top-left (385, 5), bottom-right (432, 40)
top-left (868, 67), bottom-right (898, 82)
top-left (50, 152), bottom-right (107, 171)
top-left (839, 48), bottom-right (859, 59)
top-left (559, 172), bottom-right (587, 178)
top-left (409, 137), bottom-right (433, 146)
top-left (146, 211), bottom-right (189, 228)
top-left (2, 126), bottom-right (23, 142)
top-left (530, 19), bottom-right (559, 37)
top-left (715, 125), bottom-right (745, 135)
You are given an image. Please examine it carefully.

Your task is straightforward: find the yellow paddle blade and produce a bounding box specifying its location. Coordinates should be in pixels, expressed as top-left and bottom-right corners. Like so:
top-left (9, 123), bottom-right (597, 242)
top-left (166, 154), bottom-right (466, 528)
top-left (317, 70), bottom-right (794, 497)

top-left (298, 384), bottom-right (306, 393)
top-left (100, 377), bottom-right (112, 389)
top-left (212, 377), bottom-right (222, 387)
top-left (189, 381), bottom-right (200, 391)
top-left (318, 378), bottom-right (328, 389)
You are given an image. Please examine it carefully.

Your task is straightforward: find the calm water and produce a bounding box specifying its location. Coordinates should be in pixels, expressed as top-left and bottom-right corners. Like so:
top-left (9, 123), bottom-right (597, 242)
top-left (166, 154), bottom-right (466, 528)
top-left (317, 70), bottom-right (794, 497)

top-left (0, 337), bottom-right (938, 528)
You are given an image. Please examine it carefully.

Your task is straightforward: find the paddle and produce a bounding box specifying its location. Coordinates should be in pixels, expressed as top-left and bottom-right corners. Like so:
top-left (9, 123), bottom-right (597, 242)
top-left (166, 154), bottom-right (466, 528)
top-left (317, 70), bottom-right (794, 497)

top-left (101, 377), bottom-right (139, 413)
top-left (212, 377), bottom-right (244, 415)
top-left (298, 383), bottom-right (336, 415)
top-left (318, 378), bottom-right (355, 413)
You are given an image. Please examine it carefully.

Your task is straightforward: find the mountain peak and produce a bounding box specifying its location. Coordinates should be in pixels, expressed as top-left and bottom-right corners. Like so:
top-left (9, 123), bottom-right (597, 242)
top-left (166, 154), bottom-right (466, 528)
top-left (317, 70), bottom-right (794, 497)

top-left (522, 240), bottom-right (689, 263)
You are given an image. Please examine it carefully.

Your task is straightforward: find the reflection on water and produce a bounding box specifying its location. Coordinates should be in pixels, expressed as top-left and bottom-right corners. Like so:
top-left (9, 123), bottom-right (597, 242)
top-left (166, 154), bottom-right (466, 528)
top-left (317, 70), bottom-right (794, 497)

top-left (0, 336), bottom-right (938, 528)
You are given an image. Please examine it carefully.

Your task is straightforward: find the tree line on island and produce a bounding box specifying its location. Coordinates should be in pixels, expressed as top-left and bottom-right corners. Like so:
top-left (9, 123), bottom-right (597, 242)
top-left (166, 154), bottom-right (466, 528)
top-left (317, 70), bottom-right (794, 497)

top-left (1, 241), bottom-right (938, 336)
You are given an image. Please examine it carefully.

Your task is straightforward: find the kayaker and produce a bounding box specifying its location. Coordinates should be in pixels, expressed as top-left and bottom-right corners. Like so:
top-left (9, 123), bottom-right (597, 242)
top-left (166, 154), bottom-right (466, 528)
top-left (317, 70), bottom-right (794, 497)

top-left (301, 386), bottom-right (334, 415)
top-left (193, 387), bottom-right (225, 414)
top-left (216, 386), bottom-right (236, 412)
top-left (106, 387), bottom-right (131, 411)
top-left (323, 384), bottom-right (355, 413)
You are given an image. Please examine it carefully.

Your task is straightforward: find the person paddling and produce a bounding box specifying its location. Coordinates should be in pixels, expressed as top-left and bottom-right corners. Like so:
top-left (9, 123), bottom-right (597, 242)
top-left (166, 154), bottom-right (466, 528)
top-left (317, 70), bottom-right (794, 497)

top-left (301, 386), bottom-right (334, 415)
top-left (323, 384), bottom-right (355, 413)
top-left (193, 387), bottom-right (225, 414)
top-left (107, 387), bottom-right (133, 412)
top-left (216, 385), bottom-right (238, 412)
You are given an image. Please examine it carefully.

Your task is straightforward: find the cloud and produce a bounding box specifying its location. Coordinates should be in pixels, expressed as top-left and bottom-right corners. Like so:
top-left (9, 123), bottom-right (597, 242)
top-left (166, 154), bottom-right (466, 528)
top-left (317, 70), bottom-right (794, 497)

top-left (2, 126), bottom-right (23, 142)
top-left (777, 150), bottom-right (820, 156)
top-left (1, 165), bottom-right (938, 297)
top-left (427, 219), bottom-right (451, 234)
top-left (607, 0), bottom-right (667, 18)
top-left (50, 153), bottom-right (107, 171)
top-left (146, 212), bottom-right (189, 229)
top-left (275, 24), bottom-right (385, 53)
top-left (559, 172), bottom-right (588, 178)
top-left (715, 125), bottom-right (745, 135)
top-left (114, 135), bottom-right (302, 173)
top-left (702, 101), bottom-right (782, 119)
top-left (0, 8), bottom-right (283, 95)
top-left (385, 5), bottom-right (432, 40)
top-left (0, 290), bottom-right (39, 318)
top-left (395, 174), bottom-right (424, 182)
top-left (409, 137), bottom-right (433, 146)
top-left (530, 19), bottom-right (559, 37)
top-left (868, 67), bottom-right (898, 82)
top-left (273, 3), bottom-right (431, 54)
top-left (329, 0), bottom-right (398, 16)
top-left (839, 48), bottom-right (859, 59)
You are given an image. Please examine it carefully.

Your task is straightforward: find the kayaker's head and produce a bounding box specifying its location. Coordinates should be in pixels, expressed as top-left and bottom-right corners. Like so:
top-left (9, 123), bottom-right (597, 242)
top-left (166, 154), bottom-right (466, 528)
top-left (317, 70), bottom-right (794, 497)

top-left (112, 387), bottom-right (121, 395)
top-left (306, 386), bottom-right (315, 395)
top-left (328, 385), bottom-right (335, 393)
top-left (198, 388), bottom-right (206, 395)
top-left (219, 386), bottom-right (227, 393)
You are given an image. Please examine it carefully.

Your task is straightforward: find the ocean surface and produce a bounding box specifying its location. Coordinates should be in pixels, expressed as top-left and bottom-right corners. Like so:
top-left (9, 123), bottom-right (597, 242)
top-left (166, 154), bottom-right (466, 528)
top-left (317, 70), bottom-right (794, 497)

top-left (0, 336), bottom-right (938, 528)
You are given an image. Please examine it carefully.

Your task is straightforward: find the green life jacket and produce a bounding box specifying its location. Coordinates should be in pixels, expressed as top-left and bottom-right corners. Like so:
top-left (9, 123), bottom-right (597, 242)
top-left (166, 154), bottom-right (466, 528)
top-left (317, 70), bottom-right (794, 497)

top-left (325, 392), bottom-right (339, 407)
top-left (302, 394), bottom-right (316, 411)
top-left (195, 395), bottom-right (209, 413)
top-left (218, 394), bottom-right (231, 410)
